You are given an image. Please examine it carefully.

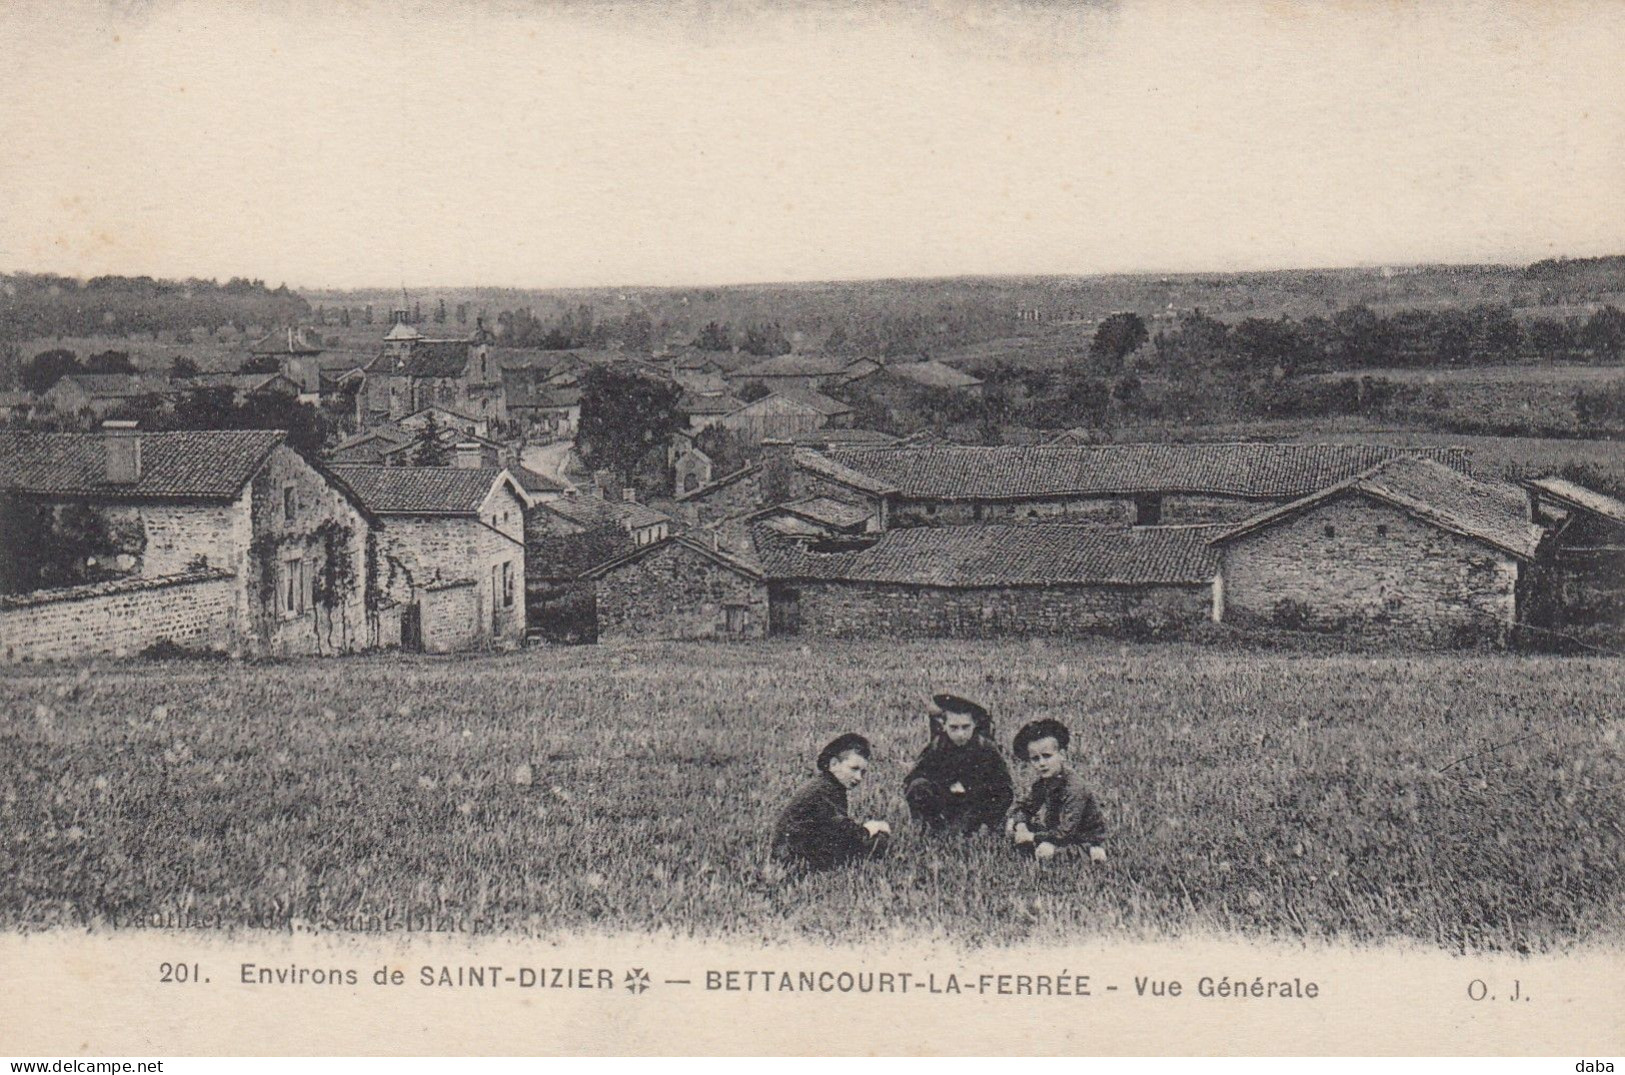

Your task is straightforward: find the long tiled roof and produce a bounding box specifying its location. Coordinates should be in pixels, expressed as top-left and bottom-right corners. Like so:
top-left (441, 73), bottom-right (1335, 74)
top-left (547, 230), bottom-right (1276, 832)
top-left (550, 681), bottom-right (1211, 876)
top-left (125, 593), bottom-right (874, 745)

top-left (327, 465), bottom-right (515, 515)
top-left (583, 533), bottom-right (764, 581)
top-left (794, 448), bottom-right (898, 496)
top-left (52, 373), bottom-right (175, 399)
top-left (767, 388), bottom-right (853, 416)
top-left (788, 428), bottom-right (898, 447)
top-left (546, 494), bottom-right (672, 531)
top-left (885, 360), bottom-right (984, 390)
top-left (0, 429), bottom-right (284, 500)
top-left (1215, 456), bottom-right (1545, 560)
top-left (816, 443), bottom-right (1471, 501)
top-left (731, 353), bottom-right (863, 378)
top-left (679, 391), bottom-right (744, 415)
top-left (766, 524), bottom-right (1220, 587)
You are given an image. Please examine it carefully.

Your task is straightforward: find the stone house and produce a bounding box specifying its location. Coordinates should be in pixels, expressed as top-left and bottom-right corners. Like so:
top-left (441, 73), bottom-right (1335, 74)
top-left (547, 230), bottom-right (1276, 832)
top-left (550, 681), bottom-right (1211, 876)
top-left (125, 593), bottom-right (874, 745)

top-left (0, 424), bottom-right (380, 659)
top-left (536, 492), bottom-right (673, 548)
top-left (718, 389), bottom-right (853, 444)
top-left (584, 533), bottom-right (770, 640)
top-left (1522, 477), bottom-right (1625, 629)
top-left (327, 464), bottom-right (530, 651)
top-left (505, 378), bottom-right (582, 438)
top-left (757, 523), bottom-right (1220, 639)
top-left (180, 372), bottom-right (302, 405)
top-left (357, 329), bottom-right (505, 427)
top-left (1210, 457), bottom-right (1549, 638)
top-left (809, 443), bottom-right (1471, 527)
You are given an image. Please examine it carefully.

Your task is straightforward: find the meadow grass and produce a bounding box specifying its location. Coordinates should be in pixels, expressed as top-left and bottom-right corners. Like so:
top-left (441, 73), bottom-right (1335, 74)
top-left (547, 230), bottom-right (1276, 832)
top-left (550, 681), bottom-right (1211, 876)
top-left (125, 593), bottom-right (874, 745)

top-left (1, 640), bottom-right (1620, 951)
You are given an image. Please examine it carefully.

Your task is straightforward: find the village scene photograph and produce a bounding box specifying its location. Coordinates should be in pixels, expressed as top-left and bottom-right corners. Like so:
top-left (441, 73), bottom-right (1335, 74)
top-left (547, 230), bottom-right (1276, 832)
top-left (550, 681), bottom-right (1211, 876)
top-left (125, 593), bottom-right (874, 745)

top-left (0, 0), bottom-right (1622, 1058)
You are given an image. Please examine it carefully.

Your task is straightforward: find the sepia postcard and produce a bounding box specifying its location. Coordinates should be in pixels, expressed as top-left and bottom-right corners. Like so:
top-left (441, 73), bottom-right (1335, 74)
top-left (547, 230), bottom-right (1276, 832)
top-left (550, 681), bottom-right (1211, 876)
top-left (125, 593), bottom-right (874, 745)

top-left (1, 0), bottom-right (1622, 1059)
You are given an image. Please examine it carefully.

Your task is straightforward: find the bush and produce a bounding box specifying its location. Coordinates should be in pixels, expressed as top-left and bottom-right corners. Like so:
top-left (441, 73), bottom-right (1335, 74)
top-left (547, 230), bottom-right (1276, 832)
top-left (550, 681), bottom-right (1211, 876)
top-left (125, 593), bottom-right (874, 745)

top-left (137, 638), bottom-right (227, 661)
top-left (1270, 598), bottom-right (1314, 631)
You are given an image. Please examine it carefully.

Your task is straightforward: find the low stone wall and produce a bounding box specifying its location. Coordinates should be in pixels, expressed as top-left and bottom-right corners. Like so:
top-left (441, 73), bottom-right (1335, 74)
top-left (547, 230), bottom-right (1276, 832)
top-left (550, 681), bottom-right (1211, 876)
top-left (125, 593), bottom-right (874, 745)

top-left (594, 542), bottom-right (769, 640)
top-left (0, 570), bottom-right (238, 662)
top-left (787, 580), bottom-right (1211, 639)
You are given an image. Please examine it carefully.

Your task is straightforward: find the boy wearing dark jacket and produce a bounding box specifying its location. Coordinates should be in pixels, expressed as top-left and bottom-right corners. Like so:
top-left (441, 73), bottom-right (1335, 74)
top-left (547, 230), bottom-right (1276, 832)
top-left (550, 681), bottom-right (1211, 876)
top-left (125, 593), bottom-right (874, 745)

top-left (771, 733), bottom-right (891, 871)
top-left (903, 693), bottom-right (1014, 836)
top-left (1008, 718), bottom-right (1107, 863)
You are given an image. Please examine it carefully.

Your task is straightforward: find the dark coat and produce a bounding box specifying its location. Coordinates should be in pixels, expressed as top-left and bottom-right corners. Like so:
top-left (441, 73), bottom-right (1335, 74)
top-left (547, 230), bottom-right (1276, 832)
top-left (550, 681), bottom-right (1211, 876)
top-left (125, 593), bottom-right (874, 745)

top-left (1009, 767), bottom-right (1106, 848)
top-left (771, 772), bottom-right (883, 870)
top-left (903, 737), bottom-right (1014, 832)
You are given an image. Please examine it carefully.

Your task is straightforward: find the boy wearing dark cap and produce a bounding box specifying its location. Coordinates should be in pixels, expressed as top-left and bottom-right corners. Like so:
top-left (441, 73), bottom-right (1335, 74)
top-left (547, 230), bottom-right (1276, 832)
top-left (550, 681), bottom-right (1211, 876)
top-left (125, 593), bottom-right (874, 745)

top-left (903, 693), bottom-right (1014, 836)
top-left (771, 732), bottom-right (891, 871)
top-left (1008, 718), bottom-right (1107, 863)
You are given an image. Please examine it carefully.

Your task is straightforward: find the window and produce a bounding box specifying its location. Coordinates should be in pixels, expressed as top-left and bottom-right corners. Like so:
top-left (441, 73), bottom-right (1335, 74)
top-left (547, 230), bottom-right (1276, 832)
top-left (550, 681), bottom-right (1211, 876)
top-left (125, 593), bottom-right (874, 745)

top-left (725, 605), bottom-right (747, 633)
top-left (1376, 524), bottom-right (1389, 537)
top-left (281, 557), bottom-right (307, 617)
top-left (1323, 524), bottom-right (1336, 539)
top-left (501, 561), bottom-right (515, 608)
top-left (282, 484), bottom-right (297, 523)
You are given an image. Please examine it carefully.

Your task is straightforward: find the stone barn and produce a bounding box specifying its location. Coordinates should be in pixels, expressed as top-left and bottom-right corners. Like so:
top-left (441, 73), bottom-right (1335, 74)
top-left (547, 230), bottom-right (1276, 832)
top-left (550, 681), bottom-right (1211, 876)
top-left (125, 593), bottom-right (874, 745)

top-left (806, 443), bottom-right (1471, 527)
top-left (1211, 457), bottom-right (1548, 638)
top-left (761, 524), bottom-right (1220, 639)
top-left (1523, 477), bottom-right (1625, 631)
top-left (584, 534), bottom-right (770, 641)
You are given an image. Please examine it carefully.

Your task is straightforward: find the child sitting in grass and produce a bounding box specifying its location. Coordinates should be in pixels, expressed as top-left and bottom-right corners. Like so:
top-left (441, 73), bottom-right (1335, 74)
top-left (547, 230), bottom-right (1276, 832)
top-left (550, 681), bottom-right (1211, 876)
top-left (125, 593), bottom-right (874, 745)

top-left (771, 732), bottom-right (891, 871)
top-left (903, 693), bottom-right (1013, 836)
top-left (1007, 718), bottom-right (1107, 863)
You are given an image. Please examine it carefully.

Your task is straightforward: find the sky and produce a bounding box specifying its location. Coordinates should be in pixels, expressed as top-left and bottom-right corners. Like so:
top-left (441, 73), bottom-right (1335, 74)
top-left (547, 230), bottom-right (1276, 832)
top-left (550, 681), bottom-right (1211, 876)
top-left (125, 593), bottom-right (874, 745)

top-left (1, 0), bottom-right (1622, 290)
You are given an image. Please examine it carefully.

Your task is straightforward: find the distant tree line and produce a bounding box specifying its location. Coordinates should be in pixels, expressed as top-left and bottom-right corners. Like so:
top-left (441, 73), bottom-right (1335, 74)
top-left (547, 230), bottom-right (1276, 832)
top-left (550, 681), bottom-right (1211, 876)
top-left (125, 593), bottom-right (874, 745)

top-left (0, 273), bottom-right (310, 342)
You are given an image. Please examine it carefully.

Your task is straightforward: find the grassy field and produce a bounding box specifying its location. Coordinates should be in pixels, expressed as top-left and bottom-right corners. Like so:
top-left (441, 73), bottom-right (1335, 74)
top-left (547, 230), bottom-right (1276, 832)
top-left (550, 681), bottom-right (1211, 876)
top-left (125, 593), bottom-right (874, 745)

top-left (2, 642), bottom-right (1620, 951)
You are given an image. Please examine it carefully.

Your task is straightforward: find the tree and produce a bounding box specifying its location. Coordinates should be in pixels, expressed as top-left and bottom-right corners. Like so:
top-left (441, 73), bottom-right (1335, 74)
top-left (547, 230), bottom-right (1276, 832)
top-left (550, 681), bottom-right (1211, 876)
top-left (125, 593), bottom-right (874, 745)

top-left (576, 365), bottom-right (683, 483)
top-left (693, 321), bottom-right (733, 351)
top-left (1581, 305), bottom-right (1625, 362)
top-left (1526, 317), bottom-right (1574, 358)
top-left (20, 349), bottom-right (82, 393)
top-left (1088, 312), bottom-right (1148, 374)
top-left (736, 380), bottom-right (772, 403)
top-left (169, 355), bottom-right (200, 378)
top-left (692, 424), bottom-right (754, 476)
top-left (412, 412), bottom-right (451, 466)
top-left (741, 322), bottom-right (792, 357)
top-left (434, 298), bottom-right (447, 324)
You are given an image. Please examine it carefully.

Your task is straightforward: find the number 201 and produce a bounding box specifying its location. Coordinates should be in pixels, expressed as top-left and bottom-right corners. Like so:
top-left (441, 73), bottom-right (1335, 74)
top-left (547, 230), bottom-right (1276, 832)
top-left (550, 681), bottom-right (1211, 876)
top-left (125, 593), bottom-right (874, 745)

top-left (159, 962), bottom-right (201, 983)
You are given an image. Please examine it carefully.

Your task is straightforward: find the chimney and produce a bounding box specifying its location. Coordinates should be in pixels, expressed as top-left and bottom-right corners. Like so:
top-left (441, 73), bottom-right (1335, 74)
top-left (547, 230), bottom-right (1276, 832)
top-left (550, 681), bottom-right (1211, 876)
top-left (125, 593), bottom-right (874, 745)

top-left (761, 437), bottom-right (794, 503)
top-left (452, 442), bottom-right (484, 469)
top-left (622, 487), bottom-right (636, 503)
top-left (592, 469), bottom-right (619, 501)
top-left (103, 420), bottom-right (141, 484)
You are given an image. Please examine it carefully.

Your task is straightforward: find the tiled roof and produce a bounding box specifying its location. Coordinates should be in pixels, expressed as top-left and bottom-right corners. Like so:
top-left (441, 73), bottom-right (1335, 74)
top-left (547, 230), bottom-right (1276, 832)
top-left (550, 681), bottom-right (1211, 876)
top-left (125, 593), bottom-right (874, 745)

top-left (793, 448), bottom-right (898, 496)
top-left (731, 353), bottom-right (863, 378)
top-left (397, 341), bottom-right (475, 378)
top-left (384, 323), bottom-right (423, 341)
top-left (512, 465), bottom-right (568, 495)
top-left (676, 462), bottom-right (761, 503)
top-left (0, 429), bottom-right (284, 500)
top-left (182, 372), bottom-right (294, 392)
top-left (769, 524), bottom-right (1222, 587)
top-left (1526, 477), bottom-right (1625, 526)
top-left (788, 428), bottom-right (898, 447)
top-left (547, 494), bottom-right (671, 531)
top-left (327, 465), bottom-right (515, 515)
top-left (680, 391), bottom-right (744, 415)
top-left (0, 391), bottom-right (38, 408)
top-left (1215, 457), bottom-right (1545, 560)
top-left (583, 533), bottom-right (764, 581)
top-left (816, 443), bottom-right (1471, 501)
top-left (770, 496), bottom-right (873, 530)
top-left (885, 361), bottom-right (984, 390)
top-left (768, 388), bottom-right (853, 416)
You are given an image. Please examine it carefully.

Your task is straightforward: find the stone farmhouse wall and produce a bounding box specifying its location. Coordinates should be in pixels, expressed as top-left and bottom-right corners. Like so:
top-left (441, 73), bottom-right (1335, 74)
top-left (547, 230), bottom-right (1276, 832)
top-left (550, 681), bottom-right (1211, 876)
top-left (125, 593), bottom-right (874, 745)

top-left (420, 579), bottom-right (481, 653)
top-left (785, 580), bottom-right (1212, 639)
top-left (594, 543), bottom-right (769, 640)
top-left (683, 469), bottom-right (764, 526)
top-left (1218, 495), bottom-right (1522, 636)
top-left (375, 487), bottom-right (527, 648)
top-left (246, 446), bottom-right (375, 656)
top-left (0, 570), bottom-right (237, 662)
